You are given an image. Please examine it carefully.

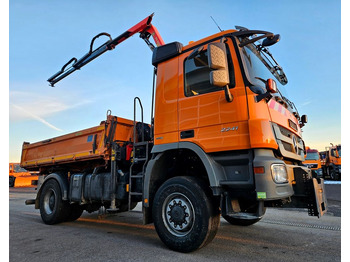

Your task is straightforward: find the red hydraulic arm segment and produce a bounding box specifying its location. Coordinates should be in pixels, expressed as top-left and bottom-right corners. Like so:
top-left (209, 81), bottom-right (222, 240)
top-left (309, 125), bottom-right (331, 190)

top-left (47, 13), bottom-right (165, 87)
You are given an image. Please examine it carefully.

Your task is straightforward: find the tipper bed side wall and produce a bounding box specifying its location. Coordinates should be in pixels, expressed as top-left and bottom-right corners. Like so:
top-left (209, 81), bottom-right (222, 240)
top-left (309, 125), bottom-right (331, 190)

top-left (20, 116), bottom-right (134, 171)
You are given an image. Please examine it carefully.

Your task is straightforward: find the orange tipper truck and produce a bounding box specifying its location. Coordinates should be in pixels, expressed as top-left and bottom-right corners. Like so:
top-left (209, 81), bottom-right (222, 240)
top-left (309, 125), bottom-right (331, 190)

top-left (21, 14), bottom-right (327, 252)
top-left (303, 147), bottom-right (323, 178)
top-left (320, 144), bottom-right (341, 180)
top-left (9, 163), bottom-right (38, 187)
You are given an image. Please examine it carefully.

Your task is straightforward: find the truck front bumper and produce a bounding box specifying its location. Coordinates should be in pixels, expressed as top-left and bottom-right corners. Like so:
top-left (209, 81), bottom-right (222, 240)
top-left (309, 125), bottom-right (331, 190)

top-left (253, 149), bottom-right (327, 217)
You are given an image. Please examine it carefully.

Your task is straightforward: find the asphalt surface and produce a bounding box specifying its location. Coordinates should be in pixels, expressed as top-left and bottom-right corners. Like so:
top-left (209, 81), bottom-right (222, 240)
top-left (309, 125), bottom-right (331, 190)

top-left (9, 184), bottom-right (341, 262)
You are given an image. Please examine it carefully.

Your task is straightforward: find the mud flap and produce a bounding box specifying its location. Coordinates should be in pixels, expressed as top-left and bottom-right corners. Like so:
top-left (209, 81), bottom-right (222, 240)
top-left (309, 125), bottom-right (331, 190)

top-left (282, 167), bottom-right (327, 217)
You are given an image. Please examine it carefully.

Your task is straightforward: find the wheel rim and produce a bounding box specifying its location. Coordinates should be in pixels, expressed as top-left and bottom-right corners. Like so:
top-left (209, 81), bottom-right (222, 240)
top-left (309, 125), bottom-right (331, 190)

top-left (162, 192), bottom-right (195, 237)
top-left (43, 189), bottom-right (56, 215)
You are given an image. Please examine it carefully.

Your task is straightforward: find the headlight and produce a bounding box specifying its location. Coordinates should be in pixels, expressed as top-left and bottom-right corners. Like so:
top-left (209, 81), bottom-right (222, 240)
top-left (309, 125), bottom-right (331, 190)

top-left (271, 164), bottom-right (288, 183)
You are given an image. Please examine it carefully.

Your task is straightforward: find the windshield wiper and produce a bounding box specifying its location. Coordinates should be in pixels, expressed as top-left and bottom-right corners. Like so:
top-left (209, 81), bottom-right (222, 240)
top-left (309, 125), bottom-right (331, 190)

top-left (233, 28), bottom-right (288, 85)
top-left (257, 45), bottom-right (288, 85)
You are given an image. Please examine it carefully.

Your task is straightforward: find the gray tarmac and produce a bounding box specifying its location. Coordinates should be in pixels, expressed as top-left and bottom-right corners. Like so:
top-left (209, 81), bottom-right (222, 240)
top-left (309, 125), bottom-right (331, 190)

top-left (9, 184), bottom-right (341, 261)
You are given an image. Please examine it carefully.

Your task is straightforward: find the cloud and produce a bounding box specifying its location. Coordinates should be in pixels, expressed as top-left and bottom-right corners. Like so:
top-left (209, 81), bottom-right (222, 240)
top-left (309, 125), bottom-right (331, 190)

top-left (9, 90), bottom-right (92, 131)
top-left (10, 103), bottom-right (63, 131)
top-left (299, 100), bottom-right (312, 108)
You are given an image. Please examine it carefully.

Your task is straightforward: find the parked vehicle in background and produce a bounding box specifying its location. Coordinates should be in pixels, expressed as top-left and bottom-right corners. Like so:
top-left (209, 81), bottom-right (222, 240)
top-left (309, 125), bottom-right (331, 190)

top-left (303, 147), bottom-right (323, 178)
top-left (9, 163), bottom-right (38, 187)
top-left (320, 144), bottom-right (341, 180)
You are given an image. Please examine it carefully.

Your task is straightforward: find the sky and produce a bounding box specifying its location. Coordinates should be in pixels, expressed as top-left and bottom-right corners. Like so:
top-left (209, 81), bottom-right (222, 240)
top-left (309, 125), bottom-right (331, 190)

top-left (8, 0), bottom-right (342, 162)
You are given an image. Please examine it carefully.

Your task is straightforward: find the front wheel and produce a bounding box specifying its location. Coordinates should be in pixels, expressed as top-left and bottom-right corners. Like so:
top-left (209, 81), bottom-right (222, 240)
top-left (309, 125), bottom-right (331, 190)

top-left (152, 176), bottom-right (220, 253)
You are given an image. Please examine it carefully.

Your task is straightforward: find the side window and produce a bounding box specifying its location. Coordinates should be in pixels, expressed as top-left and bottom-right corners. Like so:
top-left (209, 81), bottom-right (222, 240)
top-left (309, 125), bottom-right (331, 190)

top-left (331, 149), bottom-right (336, 157)
top-left (184, 44), bottom-right (235, 97)
top-left (184, 50), bottom-right (215, 97)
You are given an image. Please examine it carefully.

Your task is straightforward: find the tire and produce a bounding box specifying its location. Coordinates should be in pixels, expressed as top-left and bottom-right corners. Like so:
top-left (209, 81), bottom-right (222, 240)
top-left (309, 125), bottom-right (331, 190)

top-left (9, 176), bottom-right (15, 187)
top-left (152, 176), bottom-right (220, 253)
top-left (223, 201), bottom-right (266, 226)
top-left (330, 168), bottom-right (336, 180)
top-left (39, 179), bottom-right (69, 225)
top-left (65, 204), bottom-right (84, 222)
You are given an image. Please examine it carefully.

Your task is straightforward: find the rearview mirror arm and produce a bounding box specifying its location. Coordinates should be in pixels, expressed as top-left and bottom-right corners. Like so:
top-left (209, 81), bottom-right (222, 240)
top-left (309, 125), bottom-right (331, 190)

top-left (224, 85), bottom-right (233, 103)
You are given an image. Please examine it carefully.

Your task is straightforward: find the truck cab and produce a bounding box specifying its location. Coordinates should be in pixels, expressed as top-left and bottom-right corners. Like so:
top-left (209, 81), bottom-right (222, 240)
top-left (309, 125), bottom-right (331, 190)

top-left (148, 29), bottom-right (316, 214)
top-left (320, 144), bottom-right (341, 180)
top-left (304, 148), bottom-right (323, 178)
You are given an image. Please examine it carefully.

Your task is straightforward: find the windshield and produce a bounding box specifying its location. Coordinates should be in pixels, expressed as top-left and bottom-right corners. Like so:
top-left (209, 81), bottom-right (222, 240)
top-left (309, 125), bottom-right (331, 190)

top-left (239, 39), bottom-right (299, 115)
top-left (305, 152), bottom-right (320, 161)
top-left (337, 146), bottom-right (341, 157)
top-left (13, 164), bottom-right (28, 173)
top-left (241, 43), bottom-right (287, 86)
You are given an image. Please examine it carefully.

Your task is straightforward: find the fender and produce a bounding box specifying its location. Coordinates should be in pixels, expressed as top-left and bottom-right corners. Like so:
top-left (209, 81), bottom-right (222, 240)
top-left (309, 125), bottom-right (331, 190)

top-left (143, 142), bottom-right (226, 208)
top-left (35, 173), bottom-right (69, 209)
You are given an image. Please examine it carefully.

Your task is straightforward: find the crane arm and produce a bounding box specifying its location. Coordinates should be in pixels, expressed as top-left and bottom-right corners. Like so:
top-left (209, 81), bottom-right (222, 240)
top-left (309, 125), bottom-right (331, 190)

top-left (48, 13), bottom-right (164, 87)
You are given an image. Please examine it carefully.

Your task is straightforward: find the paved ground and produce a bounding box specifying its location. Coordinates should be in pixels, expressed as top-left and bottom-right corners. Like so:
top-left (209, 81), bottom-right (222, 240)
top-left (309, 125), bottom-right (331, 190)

top-left (9, 184), bottom-right (341, 261)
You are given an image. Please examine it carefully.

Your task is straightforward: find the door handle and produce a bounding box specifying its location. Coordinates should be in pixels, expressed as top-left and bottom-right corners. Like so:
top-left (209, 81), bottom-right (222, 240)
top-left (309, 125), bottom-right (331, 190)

top-left (180, 130), bottom-right (194, 139)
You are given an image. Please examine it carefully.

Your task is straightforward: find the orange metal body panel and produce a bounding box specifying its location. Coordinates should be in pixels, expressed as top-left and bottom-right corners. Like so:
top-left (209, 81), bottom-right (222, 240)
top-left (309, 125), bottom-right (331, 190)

top-left (246, 90), bottom-right (278, 149)
top-left (267, 99), bottom-right (301, 137)
top-left (304, 159), bottom-right (322, 170)
top-left (153, 56), bottom-right (179, 144)
top-left (303, 149), bottom-right (322, 170)
top-left (320, 146), bottom-right (341, 167)
top-left (9, 163), bottom-right (39, 187)
top-left (154, 37), bottom-right (254, 152)
top-left (328, 154), bottom-right (341, 166)
top-left (20, 115), bottom-right (134, 170)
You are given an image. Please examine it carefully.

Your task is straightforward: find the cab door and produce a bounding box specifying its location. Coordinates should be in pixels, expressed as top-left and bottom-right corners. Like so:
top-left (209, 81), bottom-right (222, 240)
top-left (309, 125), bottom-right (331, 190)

top-left (178, 38), bottom-right (250, 153)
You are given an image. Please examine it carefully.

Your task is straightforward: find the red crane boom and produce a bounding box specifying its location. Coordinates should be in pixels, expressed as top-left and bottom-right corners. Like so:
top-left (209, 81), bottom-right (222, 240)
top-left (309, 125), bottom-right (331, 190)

top-left (48, 13), bottom-right (164, 86)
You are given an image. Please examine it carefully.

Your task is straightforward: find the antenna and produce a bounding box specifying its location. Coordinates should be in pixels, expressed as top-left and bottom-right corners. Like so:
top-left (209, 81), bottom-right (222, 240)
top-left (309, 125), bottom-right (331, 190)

top-left (210, 16), bottom-right (223, 32)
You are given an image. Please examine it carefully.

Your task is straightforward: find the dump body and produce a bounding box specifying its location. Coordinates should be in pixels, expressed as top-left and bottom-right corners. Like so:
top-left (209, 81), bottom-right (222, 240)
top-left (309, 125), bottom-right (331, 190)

top-left (20, 115), bottom-right (135, 172)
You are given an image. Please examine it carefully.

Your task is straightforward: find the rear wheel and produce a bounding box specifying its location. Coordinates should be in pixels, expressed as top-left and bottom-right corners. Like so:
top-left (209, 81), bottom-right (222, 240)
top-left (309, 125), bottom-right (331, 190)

top-left (39, 179), bottom-right (69, 224)
top-left (9, 176), bottom-right (15, 187)
top-left (152, 176), bottom-right (220, 253)
top-left (330, 168), bottom-right (339, 180)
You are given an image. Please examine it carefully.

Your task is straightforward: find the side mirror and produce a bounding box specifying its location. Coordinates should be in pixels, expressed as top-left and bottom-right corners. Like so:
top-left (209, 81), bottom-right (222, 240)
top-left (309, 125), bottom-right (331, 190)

top-left (207, 42), bottom-right (232, 102)
top-left (300, 114), bottom-right (308, 127)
